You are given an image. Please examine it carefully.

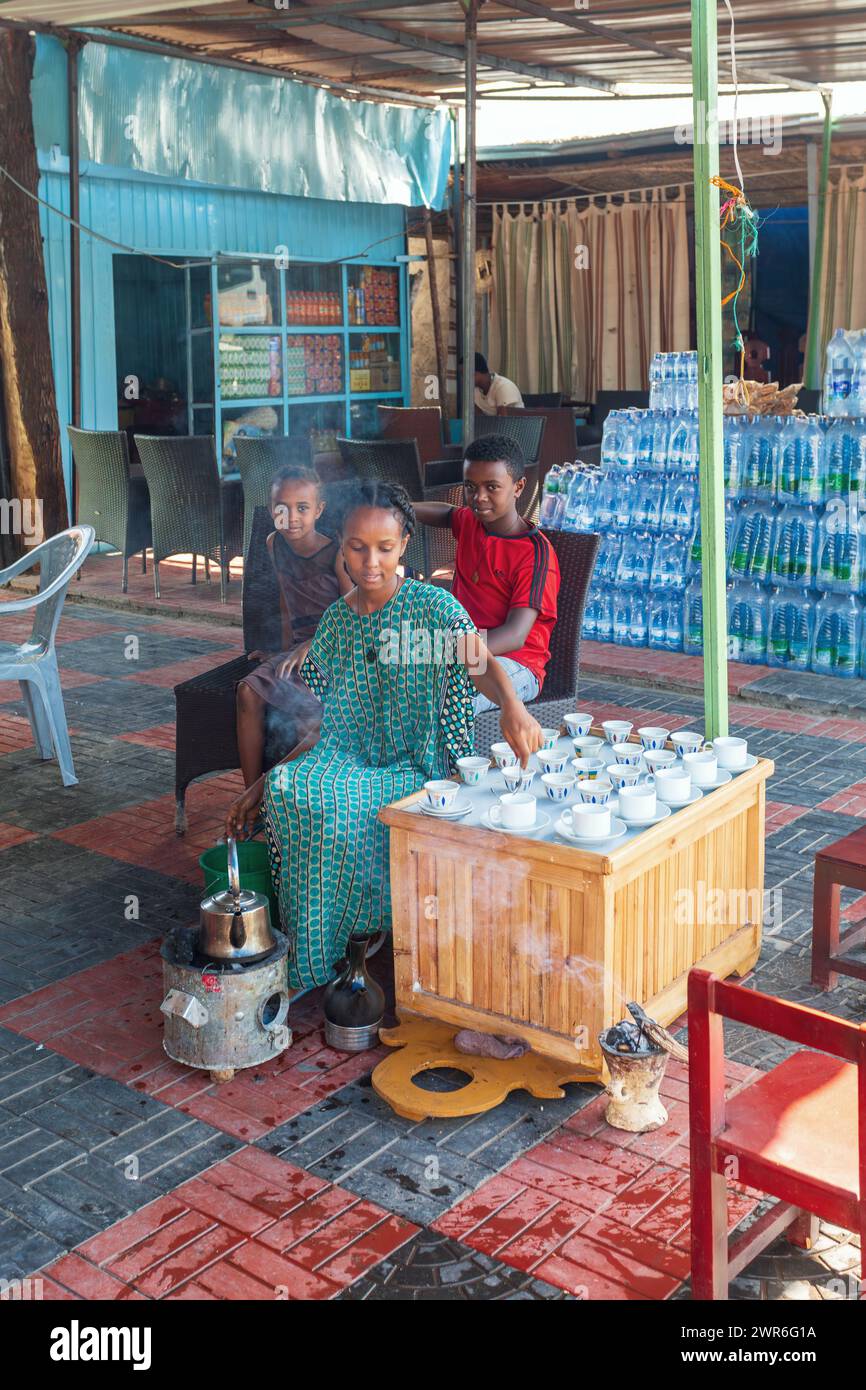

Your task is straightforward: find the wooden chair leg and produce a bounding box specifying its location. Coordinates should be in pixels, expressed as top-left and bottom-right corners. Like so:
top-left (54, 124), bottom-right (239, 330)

top-left (690, 1170), bottom-right (730, 1299)
top-left (786, 1211), bottom-right (819, 1249)
top-left (812, 861), bottom-right (840, 991)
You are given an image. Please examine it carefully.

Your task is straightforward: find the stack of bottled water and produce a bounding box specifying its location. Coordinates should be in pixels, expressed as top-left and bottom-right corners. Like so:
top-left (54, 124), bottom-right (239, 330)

top-left (823, 328), bottom-right (866, 417)
top-left (542, 402), bottom-right (866, 678)
top-left (649, 352), bottom-right (699, 412)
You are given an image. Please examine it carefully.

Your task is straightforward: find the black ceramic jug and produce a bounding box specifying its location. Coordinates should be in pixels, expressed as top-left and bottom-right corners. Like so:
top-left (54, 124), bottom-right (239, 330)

top-left (323, 935), bottom-right (385, 1051)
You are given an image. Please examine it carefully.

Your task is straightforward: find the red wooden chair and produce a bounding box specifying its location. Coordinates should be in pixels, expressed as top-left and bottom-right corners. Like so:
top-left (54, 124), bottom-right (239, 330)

top-left (688, 967), bottom-right (866, 1300)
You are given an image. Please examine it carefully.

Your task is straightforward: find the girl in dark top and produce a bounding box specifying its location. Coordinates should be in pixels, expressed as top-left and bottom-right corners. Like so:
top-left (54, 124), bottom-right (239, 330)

top-left (236, 465), bottom-right (352, 787)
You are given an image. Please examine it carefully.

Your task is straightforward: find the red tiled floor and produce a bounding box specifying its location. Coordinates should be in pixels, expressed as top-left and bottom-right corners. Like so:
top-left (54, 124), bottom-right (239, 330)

top-left (0, 821), bottom-right (36, 850)
top-left (13, 550), bottom-right (244, 621)
top-left (437, 1055), bottom-right (762, 1299)
top-left (118, 723), bottom-right (177, 750)
top-left (38, 1150), bottom-right (416, 1301)
top-left (764, 801), bottom-right (809, 833)
top-left (0, 942), bottom-right (385, 1140)
top-left (817, 780), bottom-right (866, 816)
top-left (580, 640), bottom-right (776, 696)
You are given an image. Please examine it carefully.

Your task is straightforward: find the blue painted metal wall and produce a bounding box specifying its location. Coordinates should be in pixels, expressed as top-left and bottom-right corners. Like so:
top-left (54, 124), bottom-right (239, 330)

top-left (30, 37), bottom-right (432, 496)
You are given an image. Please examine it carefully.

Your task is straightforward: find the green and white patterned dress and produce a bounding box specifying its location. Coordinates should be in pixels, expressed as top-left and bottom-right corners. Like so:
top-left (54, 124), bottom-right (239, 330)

top-left (264, 579), bottom-right (477, 990)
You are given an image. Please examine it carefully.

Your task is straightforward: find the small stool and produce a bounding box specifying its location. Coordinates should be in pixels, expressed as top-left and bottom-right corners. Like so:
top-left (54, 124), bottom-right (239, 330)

top-left (812, 826), bottom-right (866, 989)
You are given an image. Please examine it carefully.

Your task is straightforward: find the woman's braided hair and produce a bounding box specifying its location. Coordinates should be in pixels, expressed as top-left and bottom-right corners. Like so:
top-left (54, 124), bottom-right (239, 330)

top-left (338, 478), bottom-right (416, 537)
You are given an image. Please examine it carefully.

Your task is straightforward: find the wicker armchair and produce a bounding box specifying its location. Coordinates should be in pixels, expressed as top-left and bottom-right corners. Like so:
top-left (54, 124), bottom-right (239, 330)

top-left (134, 435), bottom-right (230, 602)
top-left (67, 427), bottom-right (152, 592)
top-left (234, 435), bottom-right (311, 560)
top-left (173, 506), bottom-right (282, 833)
top-left (377, 405), bottom-right (461, 467)
top-left (473, 528), bottom-right (600, 750)
top-left (501, 406), bottom-right (577, 484)
top-left (474, 412), bottom-right (546, 466)
top-left (337, 436), bottom-right (430, 577)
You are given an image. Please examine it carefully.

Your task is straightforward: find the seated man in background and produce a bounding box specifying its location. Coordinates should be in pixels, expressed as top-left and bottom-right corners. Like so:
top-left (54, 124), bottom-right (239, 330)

top-left (414, 434), bottom-right (560, 715)
top-left (474, 352), bottom-right (524, 415)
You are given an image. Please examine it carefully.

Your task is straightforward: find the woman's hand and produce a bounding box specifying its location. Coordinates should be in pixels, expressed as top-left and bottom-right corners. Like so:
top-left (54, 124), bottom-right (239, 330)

top-left (499, 699), bottom-right (544, 768)
top-left (275, 639), bottom-right (312, 682)
top-left (225, 777), bottom-right (265, 840)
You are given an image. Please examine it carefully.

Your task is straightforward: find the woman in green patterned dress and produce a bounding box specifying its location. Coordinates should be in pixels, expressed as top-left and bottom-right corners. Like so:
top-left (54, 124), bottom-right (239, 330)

top-left (225, 480), bottom-right (542, 991)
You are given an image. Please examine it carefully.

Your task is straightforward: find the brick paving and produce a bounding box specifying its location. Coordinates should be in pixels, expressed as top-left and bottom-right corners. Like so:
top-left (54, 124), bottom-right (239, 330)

top-left (0, 594), bottom-right (865, 1299)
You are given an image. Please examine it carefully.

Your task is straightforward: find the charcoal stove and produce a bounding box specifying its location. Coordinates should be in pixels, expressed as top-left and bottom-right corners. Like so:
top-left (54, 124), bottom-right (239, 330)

top-left (160, 838), bottom-right (292, 1083)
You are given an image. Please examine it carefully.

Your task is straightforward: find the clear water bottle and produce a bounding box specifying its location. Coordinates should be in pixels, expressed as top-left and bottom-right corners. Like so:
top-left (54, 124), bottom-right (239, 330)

top-left (593, 474), bottom-right (619, 532)
top-left (770, 504), bottom-right (817, 588)
top-left (667, 414), bottom-right (689, 475)
top-left (729, 502), bottom-right (775, 583)
top-left (610, 473), bottom-right (636, 531)
top-left (728, 580), bottom-right (769, 664)
top-left (595, 532), bottom-right (622, 587)
top-left (768, 590), bottom-right (814, 671)
top-left (666, 593), bottom-right (684, 650)
top-left (827, 420), bottom-right (866, 500)
top-left (849, 330), bottom-right (866, 417)
top-left (740, 417), bottom-right (780, 500)
top-left (648, 590), bottom-right (668, 650)
top-left (562, 467), bottom-right (594, 532)
top-left (776, 416), bottom-right (825, 505)
top-left (661, 476), bottom-right (698, 534)
top-left (824, 328), bottom-right (854, 417)
top-left (595, 586), bottom-right (614, 644)
top-left (540, 466), bottom-right (563, 527)
top-left (637, 411), bottom-right (656, 471)
top-left (617, 530), bottom-right (654, 588)
top-left (661, 353), bottom-right (677, 411)
top-left (620, 410), bottom-right (638, 471)
top-left (812, 593), bottom-right (861, 676)
top-left (612, 586), bottom-right (631, 645)
top-left (684, 576), bottom-right (704, 655)
top-left (651, 411), bottom-right (672, 473)
top-left (816, 505), bottom-right (862, 594)
top-left (723, 416), bottom-right (744, 495)
top-left (649, 354), bottom-right (664, 411)
top-left (682, 411), bottom-right (701, 476)
top-left (650, 532), bottom-right (688, 591)
top-left (627, 590), bottom-right (648, 647)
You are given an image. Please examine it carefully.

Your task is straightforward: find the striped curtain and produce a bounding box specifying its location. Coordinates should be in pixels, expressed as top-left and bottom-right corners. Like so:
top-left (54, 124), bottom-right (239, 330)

top-left (489, 187), bottom-right (690, 400)
top-left (814, 168), bottom-right (866, 362)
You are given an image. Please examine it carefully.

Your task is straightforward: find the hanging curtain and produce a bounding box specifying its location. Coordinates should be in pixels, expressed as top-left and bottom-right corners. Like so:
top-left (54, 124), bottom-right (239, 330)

top-left (489, 186), bottom-right (690, 400)
top-left (814, 167), bottom-right (866, 360)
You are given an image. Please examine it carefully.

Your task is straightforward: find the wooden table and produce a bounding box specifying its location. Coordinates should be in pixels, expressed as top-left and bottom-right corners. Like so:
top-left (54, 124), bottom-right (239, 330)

top-left (380, 755), bottom-right (773, 1083)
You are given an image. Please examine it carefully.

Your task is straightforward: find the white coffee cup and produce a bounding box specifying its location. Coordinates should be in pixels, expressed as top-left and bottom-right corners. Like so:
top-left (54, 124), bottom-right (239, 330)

top-left (537, 750), bottom-right (571, 775)
top-left (638, 726), bottom-right (670, 751)
top-left (608, 762), bottom-right (644, 790)
top-left (424, 779), bottom-right (460, 810)
top-left (502, 764), bottom-right (536, 793)
top-left (672, 730), bottom-right (706, 758)
top-left (566, 803), bottom-right (612, 839)
top-left (577, 777), bottom-right (613, 806)
top-left (490, 741), bottom-right (518, 769)
top-left (602, 720), bottom-right (633, 745)
top-left (456, 756), bottom-right (489, 787)
top-left (618, 782), bottom-right (657, 822)
top-left (542, 772), bottom-right (576, 803)
top-left (539, 727), bottom-right (561, 751)
top-left (613, 744), bottom-right (644, 768)
top-left (653, 767), bottom-right (692, 805)
top-left (572, 757), bottom-right (605, 780)
top-left (572, 735), bottom-right (604, 759)
top-left (643, 748), bottom-right (678, 775)
top-left (713, 736), bottom-right (748, 768)
top-left (490, 791), bottom-right (537, 830)
top-left (564, 712), bottom-right (593, 738)
top-left (683, 750), bottom-right (718, 787)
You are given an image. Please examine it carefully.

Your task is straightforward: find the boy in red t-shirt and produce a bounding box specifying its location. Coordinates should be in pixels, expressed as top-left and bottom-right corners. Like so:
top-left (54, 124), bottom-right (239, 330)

top-left (414, 434), bottom-right (560, 714)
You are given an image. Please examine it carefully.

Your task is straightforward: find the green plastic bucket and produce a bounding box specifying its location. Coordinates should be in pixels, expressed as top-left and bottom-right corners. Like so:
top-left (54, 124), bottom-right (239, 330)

top-left (199, 839), bottom-right (279, 927)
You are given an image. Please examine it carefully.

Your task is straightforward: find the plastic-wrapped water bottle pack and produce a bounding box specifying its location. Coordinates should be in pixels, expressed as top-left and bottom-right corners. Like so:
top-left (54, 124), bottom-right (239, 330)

top-left (551, 403), bottom-right (866, 676)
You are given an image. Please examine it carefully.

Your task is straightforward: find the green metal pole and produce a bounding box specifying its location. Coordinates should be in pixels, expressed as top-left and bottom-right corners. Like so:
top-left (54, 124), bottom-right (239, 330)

top-left (804, 91), bottom-right (834, 391)
top-left (691, 0), bottom-right (728, 740)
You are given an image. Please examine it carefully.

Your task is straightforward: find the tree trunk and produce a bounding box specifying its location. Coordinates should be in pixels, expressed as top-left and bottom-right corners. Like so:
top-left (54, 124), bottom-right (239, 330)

top-left (0, 29), bottom-right (68, 552)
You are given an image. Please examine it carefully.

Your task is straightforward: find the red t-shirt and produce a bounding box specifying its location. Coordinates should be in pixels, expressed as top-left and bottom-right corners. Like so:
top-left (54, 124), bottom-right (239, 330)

top-left (450, 507), bottom-right (560, 687)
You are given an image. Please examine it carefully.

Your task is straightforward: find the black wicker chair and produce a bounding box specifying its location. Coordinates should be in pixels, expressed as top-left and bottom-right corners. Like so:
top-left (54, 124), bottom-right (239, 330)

top-left (173, 506), bottom-right (282, 833)
top-left (134, 435), bottom-right (233, 602)
top-left (473, 412), bottom-right (546, 466)
top-left (472, 528), bottom-right (600, 750)
top-left (67, 427), bottom-right (152, 592)
top-left (234, 435), bottom-right (312, 561)
top-left (337, 436), bottom-right (430, 577)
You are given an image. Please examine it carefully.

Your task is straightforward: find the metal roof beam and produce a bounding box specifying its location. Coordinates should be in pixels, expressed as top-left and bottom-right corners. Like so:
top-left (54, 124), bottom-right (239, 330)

top-left (269, 8), bottom-right (616, 91)
top-left (497, 0), bottom-right (827, 94)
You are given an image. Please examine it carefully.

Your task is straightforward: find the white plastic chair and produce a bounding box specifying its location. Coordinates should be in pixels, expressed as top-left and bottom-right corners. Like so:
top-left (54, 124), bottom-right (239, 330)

top-left (0, 525), bottom-right (95, 787)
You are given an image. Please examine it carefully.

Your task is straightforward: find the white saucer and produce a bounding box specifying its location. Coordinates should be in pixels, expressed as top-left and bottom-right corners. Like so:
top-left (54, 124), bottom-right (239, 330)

top-left (480, 809), bottom-right (551, 836)
top-left (418, 798), bottom-right (473, 819)
top-left (614, 800), bottom-right (672, 828)
top-left (555, 814), bottom-right (628, 848)
top-left (690, 769), bottom-right (733, 791)
top-left (664, 788), bottom-right (704, 809)
top-left (724, 754), bottom-right (758, 773)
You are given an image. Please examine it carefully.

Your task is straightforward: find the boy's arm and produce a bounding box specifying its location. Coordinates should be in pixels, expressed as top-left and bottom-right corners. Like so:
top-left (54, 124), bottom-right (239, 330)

top-left (413, 502), bottom-right (456, 529)
top-left (484, 606), bottom-right (538, 656)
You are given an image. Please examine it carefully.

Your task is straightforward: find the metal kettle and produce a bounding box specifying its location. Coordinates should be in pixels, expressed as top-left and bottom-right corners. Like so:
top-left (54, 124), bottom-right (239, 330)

top-left (198, 837), bottom-right (277, 963)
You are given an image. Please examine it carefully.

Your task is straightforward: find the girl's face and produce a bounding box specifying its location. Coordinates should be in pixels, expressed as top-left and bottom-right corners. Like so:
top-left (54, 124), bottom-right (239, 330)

top-left (271, 481), bottom-right (323, 540)
top-left (341, 506), bottom-right (408, 594)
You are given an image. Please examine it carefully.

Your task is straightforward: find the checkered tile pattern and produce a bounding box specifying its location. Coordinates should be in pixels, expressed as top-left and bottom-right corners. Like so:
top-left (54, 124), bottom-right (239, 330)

top-left (0, 600), bottom-right (864, 1298)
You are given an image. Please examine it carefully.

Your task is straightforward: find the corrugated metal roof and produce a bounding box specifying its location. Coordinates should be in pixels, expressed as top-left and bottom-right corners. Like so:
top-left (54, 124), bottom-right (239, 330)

top-left (2, 0), bottom-right (865, 102)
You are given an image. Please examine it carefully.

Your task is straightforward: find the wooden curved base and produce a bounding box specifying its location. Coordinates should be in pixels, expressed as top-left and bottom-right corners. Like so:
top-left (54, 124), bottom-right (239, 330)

top-left (372, 1013), bottom-right (598, 1121)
